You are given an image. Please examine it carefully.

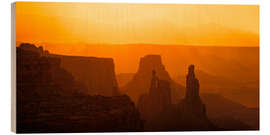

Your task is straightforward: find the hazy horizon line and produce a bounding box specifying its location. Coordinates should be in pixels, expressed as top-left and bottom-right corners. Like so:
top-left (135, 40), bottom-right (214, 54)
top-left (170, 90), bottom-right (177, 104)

top-left (16, 41), bottom-right (259, 48)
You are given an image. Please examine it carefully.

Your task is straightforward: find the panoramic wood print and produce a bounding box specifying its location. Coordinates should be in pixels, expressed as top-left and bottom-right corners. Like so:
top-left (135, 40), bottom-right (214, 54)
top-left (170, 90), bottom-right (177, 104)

top-left (12, 2), bottom-right (259, 133)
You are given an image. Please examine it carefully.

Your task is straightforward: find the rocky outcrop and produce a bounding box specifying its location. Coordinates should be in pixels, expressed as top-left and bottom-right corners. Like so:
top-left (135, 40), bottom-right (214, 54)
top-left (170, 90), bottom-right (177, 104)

top-left (53, 54), bottom-right (119, 96)
top-left (138, 70), bottom-right (171, 120)
top-left (20, 43), bottom-right (49, 56)
top-left (16, 43), bottom-right (143, 133)
top-left (17, 43), bottom-right (88, 97)
top-left (18, 43), bottom-right (120, 97)
top-left (123, 55), bottom-right (185, 104)
top-left (179, 65), bottom-right (206, 117)
top-left (137, 65), bottom-right (215, 131)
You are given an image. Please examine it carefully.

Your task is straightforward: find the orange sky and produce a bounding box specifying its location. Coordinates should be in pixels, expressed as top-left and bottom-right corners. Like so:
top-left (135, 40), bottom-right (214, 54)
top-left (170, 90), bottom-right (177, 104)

top-left (16, 2), bottom-right (259, 46)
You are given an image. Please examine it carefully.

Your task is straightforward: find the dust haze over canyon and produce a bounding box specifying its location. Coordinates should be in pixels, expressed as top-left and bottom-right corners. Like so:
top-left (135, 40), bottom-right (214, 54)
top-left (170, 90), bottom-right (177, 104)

top-left (16, 42), bottom-right (259, 132)
top-left (14, 3), bottom-right (259, 133)
top-left (18, 41), bottom-right (259, 108)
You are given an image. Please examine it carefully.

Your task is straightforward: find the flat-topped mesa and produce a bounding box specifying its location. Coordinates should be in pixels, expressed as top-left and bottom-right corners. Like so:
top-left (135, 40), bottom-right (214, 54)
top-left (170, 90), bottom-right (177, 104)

top-left (139, 55), bottom-right (162, 71)
top-left (137, 55), bottom-right (171, 80)
top-left (124, 54), bottom-right (175, 104)
top-left (17, 45), bottom-right (88, 97)
top-left (57, 55), bottom-right (119, 96)
top-left (18, 43), bottom-right (120, 97)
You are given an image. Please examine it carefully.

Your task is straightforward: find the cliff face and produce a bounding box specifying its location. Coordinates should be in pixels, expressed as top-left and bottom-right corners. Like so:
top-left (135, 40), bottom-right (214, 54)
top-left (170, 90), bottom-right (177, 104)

top-left (123, 55), bottom-right (185, 104)
top-left (16, 43), bottom-right (143, 133)
top-left (138, 70), bottom-right (171, 120)
top-left (18, 43), bottom-right (120, 97)
top-left (54, 55), bottom-right (119, 96)
top-left (17, 43), bottom-right (88, 97)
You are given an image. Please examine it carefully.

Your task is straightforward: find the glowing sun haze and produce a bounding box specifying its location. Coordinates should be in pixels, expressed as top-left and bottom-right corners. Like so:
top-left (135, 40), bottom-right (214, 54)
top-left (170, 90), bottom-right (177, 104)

top-left (16, 2), bottom-right (259, 46)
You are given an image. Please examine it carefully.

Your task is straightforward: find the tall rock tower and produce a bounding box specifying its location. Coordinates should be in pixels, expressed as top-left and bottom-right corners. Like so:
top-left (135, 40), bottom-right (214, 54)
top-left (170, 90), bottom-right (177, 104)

top-left (181, 65), bottom-right (206, 117)
top-left (185, 65), bottom-right (200, 103)
top-left (137, 70), bottom-right (171, 120)
top-left (149, 70), bottom-right (171, 108)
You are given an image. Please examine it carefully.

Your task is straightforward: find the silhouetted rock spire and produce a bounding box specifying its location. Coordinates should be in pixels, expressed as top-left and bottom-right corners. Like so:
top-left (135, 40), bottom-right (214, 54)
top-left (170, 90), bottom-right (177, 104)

top-left (185, 65), bottom-right (200, 103)
top-left (150, 70), bottom-right (158, 92)
top-left (179, 65), bottom-right (206, 118)
top-left (138, 69), bottom-right (171, 120)
top-left (138, 65), bottom-right (215, 130)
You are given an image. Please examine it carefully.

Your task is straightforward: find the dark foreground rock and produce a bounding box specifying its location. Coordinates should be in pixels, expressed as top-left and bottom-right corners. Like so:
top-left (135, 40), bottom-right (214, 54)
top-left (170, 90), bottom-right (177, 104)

top-left (16, 43), bottom-right (143, 133)
top-left (17, 94), bottom-right (143, 133)
top-left (144, 104), bottom-right (216, 131)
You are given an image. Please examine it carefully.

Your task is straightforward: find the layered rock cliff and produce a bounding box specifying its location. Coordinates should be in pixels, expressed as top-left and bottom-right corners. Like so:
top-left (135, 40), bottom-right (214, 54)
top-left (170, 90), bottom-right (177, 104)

top-left (123, 55), bottom-right (185, 104)
top-left (18, 43), bottom-right (120, 96)
top-left (17, 43), bottom-right (88, 97)
top-left (53, 54), bottom-right (119, 96)
top-left (16, 43), bottom-right (143, 133)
